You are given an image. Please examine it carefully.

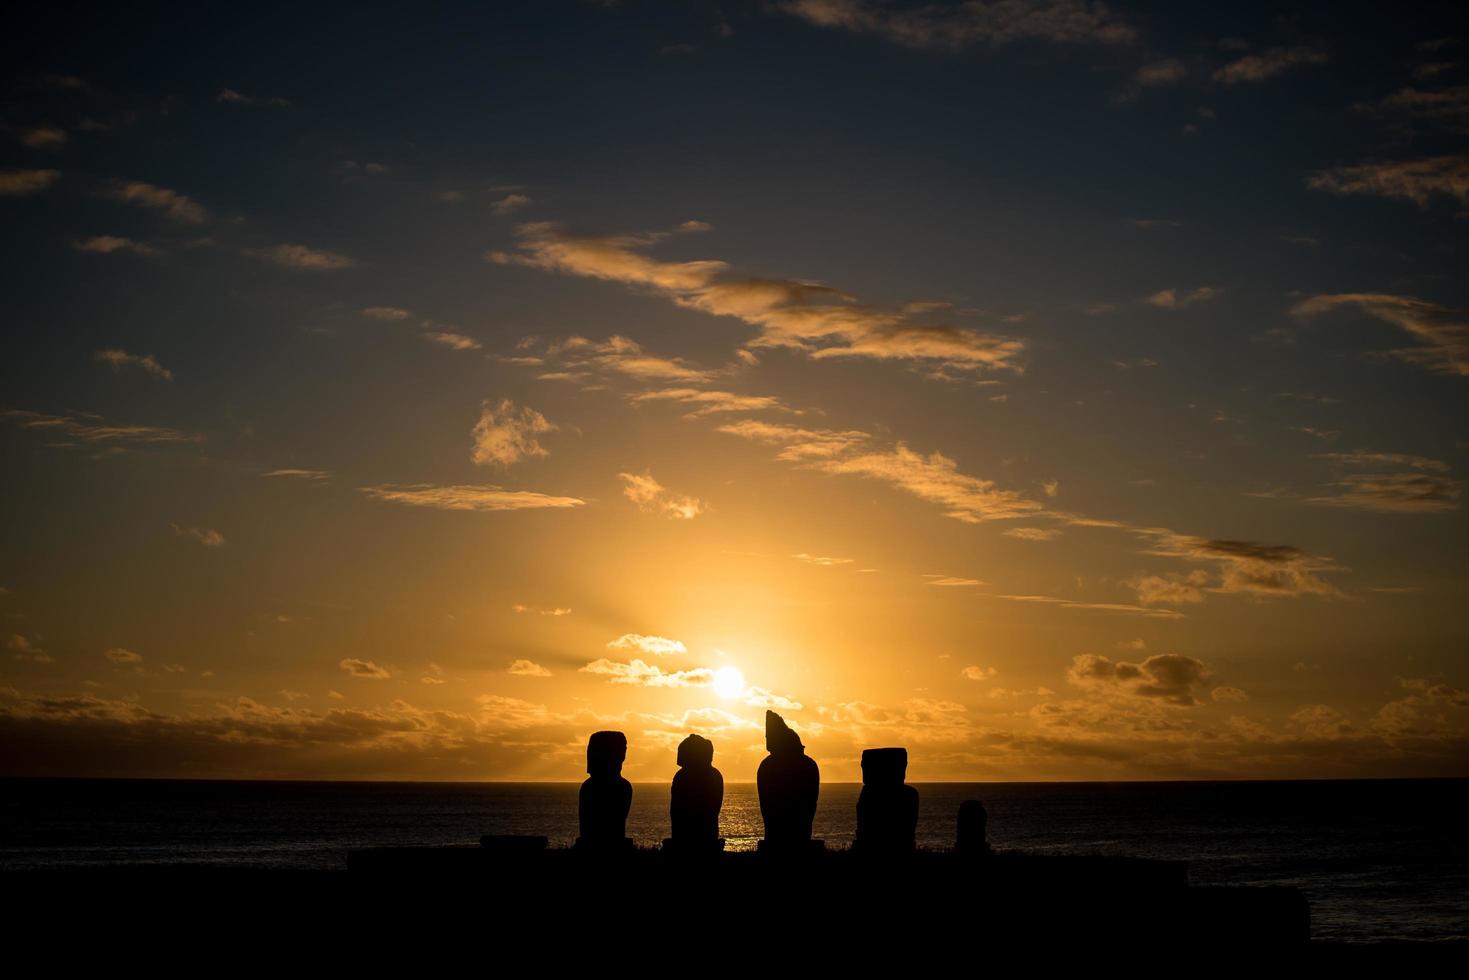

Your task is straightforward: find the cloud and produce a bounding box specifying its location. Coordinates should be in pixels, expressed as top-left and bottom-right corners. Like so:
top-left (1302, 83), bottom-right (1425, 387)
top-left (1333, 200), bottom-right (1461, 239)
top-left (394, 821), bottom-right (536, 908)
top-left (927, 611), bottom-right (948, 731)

top-left (1355, 86), bottom-right (1469, 132)
top-left (103, 180), bottom-right (207, 223)
top-left (1134, 58), bottom-right (1186, 87)
top-left (962, 665), bottom-right (998, 681)
top-left (1306, 155), bottom-right (1469, 208)
top-left (245, 243), bottom-right (355, 270)
top-left (1067, 653), bottom-right (1212, 706)
top-left (0, 168), bottom-right (61, 196)
top-left (358, 484), bottom-right (585, 512)
top-left (425, 331), bottom-right (482, 351)
top-left (492, 221), bottom-right (1025, 373)
top-left (1308, 451), bottom-right (1460, 513)
top-left (74, 236), bottom-right (156, 256)
top-left (171, 525), bottom-right (225, 547)
top-left (778, 0), bottom-right (1138, 50)
top-left (95, 349), bottom-right (172, 381)
top-left (607, 634), bottom-right (688, 656)
top-left (814, 444), bottom-right (1043, 523)
top-left (619, 471), bottom-right (706, 519)
top-left (987, 593), bottom-right (1185, 619)
top-left (217, 89), bottom-right (291, 107)
top-left (1212, 686), bottom-right (1249, 703)
top-left (339, 658), bottom-right (390, 679)
top-left (544, 335), bottom-right (717, 384)
top-left (716, 420), bottom-right (871, 460)
top-left (263, 469), bottom-right (330, 480)
top-left (507, 659), bottom-right (552, 677)
top-left (629, 388), bottom-right (792, 417)
top-left (103, 648), bottom-right (143, 664)
top-left (793, 553), bottom-right (854, 566)
top-left (2, 409), bottom-right (201, 448)
top-left (471, 399), bottom-right (557, 467)
top-left (1136, 532), bottom-right (1341, 600)
top-left (1290, 293), bottom-right (1469, 376)
top-left (511, 604), bottom-right (572, 616)
top-left (363, 307), bottom-right (412, 320)
top-left (925, 575), bottom-right (982, 586)
top-left (1213, 47), bottom-right (1327, 84)
top-left (1130, 570), bottom-right (1209, 605)
top-left (493, 193), bottom-right (531, 214)
top-left (1145, 286), bottom-right (1219, 309)
top-left (580, 658), bottom-right (715, 688)
top-left (1004, 527), bottom-right (1061, 541)
top-left (9, 635), bottom-right (51, 663)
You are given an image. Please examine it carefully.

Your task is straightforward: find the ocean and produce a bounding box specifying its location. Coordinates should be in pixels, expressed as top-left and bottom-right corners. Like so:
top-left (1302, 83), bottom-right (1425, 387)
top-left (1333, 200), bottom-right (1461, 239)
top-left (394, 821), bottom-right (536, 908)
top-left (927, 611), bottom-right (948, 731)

top-left (2, 777), bottom-right (1464, 943)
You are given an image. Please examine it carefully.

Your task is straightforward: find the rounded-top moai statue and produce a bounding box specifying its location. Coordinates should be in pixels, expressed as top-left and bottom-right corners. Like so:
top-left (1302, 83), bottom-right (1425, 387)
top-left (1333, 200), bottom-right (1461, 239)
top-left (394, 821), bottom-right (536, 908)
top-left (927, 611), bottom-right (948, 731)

top-left (756, 710), bottom-right (820, 853)
top-left (854, 747), bottom-right (919, 854)
top-left (577, 730), bottom-right (633, 851)
top-left (956, 799), bottom-right (993, 857)
top-left (665, 733), bottom-right (724, 853)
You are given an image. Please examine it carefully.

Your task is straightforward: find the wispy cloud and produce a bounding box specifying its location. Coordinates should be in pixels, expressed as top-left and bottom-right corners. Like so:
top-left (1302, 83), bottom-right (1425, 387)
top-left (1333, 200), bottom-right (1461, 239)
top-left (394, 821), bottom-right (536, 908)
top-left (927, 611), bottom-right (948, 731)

top-left (425, 330), bottom-right (482, 351)
top-left (508, 659), bottom-right (552, 677)
top-left (512, 603), bottom-right (572, 616)
top-left (1067, 653), bottom-right (1212, 706)
top-left (629, 388), bottom-right (792, 417)
top-left (1004, 527), bottom-right (1061, 541)
top-left (104, 647), bottom-right (143, 664)
top-left (1306, 155), bottom-right (1469, 208)
top-left (580, 658), bottom-right (715, 688)
top-left (1145, 286), bottom-right (1219, 309)
top-left (925, 574), bottom-right (983, 586)
top-left (339, 658), bottom-right (390, 679)
top-left (0, 168), bottom-right (61, 196)
top-left (986, 593), bottom-right (1186, 619)
top-left (172, 524), bottom-right (225, 547)
top-left (471, 399), bottom-right (557, 467)
top-left (262, 469), bottom-right (331, 481)
top-left (103, 180), bottom-right (207, 223)
top-left (217, 88), bottom-right (291, 108)
top-left (245, 244), bottom-right (355, 270)
top-left (792, 553), bottom-right (854, 566)
top-left (362, 307), bottom-right (412, 320)
top-left (778, 0), bottom-right (1138, 50)
top-left (1308, 450), bottom-right (1460, 513)
top-left (1291, 293), bottom-right (1469, 376)
top-left (619, 471), bottom-right (706, 519)
top-left (358, 484), bottom-right (585, 512)
top-left (607, 634), bottom-right (688, 656)
top-left (491, 221), bottom-right (1026, 373)
top-left (2, 410), bottom-right (201, 447)
top-left (493, 193), bottom-right (531, 214)
top-left (715, 420), bottom-right (870, 460)
top-left (95, 349), bottom-right (172, 381)
top-left (545, 335), bottom-right (717, 384)
top-left (815, 445), bottom-right (1043, 523)
top-left (1213, 47), bottom-right (1327, 84)
top-left (74, 236), bottom-right (156, 256)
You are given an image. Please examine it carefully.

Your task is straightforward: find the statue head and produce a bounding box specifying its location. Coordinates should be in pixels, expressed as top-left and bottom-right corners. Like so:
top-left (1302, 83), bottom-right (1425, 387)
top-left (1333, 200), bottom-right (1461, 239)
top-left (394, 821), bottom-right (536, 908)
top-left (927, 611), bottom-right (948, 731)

top-left (586, 730), bottom-right (627, 778)
top-left (765, 710), bottom-right (803, 754)
top-left (861, 747), bottom-right (907, 787)
top-left (676, 733), bottom-right (714, 769)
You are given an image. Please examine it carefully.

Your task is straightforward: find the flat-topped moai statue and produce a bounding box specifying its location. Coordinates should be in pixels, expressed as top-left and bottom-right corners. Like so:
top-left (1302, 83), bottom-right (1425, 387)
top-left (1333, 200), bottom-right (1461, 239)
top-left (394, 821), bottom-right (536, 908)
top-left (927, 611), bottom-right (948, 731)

top-left (756, 710), bottom-right (820, 850)
top-left (956, 799), bottom-right (992, 856)
top-left (666, 733), bottom-right (723, 852)
top-left (854, 747), bottom-right (919, 853)
top-left (577, 730), bottom-right (633, 849)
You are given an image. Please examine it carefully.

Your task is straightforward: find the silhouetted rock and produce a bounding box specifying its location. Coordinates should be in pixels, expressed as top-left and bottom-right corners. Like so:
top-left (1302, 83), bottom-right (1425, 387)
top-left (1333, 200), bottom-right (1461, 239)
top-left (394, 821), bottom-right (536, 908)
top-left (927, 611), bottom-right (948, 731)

top-left (956, 799), bottom-right (992, 856)
top-left (756, 710), bottom-right (819, 850)
top-left (577, 730), bottom-right (632, 850)
top-left (854, 747), bottom-right (918, 853)
top-left (666, 733), bottom-right (723, 851)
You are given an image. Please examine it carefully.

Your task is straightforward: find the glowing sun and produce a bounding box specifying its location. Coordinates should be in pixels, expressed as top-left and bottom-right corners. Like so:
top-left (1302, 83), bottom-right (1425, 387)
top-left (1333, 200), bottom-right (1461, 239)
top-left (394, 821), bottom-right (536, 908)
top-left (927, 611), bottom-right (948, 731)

top-left (711, 666), bottom-right (746, 700)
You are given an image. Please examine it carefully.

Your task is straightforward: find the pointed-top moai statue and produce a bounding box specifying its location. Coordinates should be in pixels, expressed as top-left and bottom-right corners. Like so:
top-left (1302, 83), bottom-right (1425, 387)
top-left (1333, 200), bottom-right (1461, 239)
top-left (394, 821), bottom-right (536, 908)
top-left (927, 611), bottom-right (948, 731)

top-left (854, 747), bottom-right (919, 853)
top-left (665, 733), bottom-right (724, 852)
top-left (956, 799), bottom-right (992, 856)
top-left (756, 710), bottom-right (820, 851)
top-left (577, 730), bottom-right (633, 850)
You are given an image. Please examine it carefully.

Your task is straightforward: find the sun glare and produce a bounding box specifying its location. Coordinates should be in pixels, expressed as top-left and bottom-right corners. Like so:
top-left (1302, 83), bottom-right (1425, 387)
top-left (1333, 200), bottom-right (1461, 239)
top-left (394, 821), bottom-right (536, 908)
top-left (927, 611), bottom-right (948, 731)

top-left (712, 666), bottom-right (746, 700)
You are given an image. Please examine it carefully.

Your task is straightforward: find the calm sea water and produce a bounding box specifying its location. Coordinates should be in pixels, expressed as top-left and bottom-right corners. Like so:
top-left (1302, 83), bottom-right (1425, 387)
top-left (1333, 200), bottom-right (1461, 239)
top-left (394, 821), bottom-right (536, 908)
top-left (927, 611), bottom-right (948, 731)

top-left (2, 777), bottom-right (1464, 942)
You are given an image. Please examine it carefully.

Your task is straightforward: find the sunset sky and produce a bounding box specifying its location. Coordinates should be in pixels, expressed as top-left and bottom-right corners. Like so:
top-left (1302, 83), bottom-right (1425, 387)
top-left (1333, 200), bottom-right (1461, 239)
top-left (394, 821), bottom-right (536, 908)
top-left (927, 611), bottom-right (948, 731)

top-left (3, 1), bottom-right (1467, 782)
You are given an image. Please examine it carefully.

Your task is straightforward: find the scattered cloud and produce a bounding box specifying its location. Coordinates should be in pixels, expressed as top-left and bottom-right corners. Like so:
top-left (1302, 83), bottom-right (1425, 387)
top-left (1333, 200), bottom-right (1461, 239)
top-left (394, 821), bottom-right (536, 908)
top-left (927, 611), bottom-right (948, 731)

top-left (491, 221), bottom-right (1025, 374)
top-left (245, 243), bottom-right (355, 270)
top-left (543, 335), bottom-right (718, 384)
top-left (508, 659), bottom-right (552, 677)
top-left (793, 553), bottom-right (854, 566)
top-left (74, 236), bottom-right (156, 256)
top-left (493, 193), bottom-right (531, 214)
top-left (580, 658), bottom-right (715, 688)
top-left (1004, 527), bottom-right (1061, 541)
top-left (94, 349), bottom-right (172, 381)
top-left (512, 604), bottom-right (572, 616)
top-left (363, 307), bottom-right (412, 321)
top-left (962, 665), bottom-right (998, 681)
top-left (619, 471), bottom-right (706, 519)
top-left (1068, 653), bottom-right (1212, 706)
top-left (778, 0), bottom-right (1138, 50)
top-left (262, 469), bottom-right (330, 481)
top-left (425, 330), bottom-right (482, 351)
top-left (471, 399), bottom-right (557, 467)
top-left (339, 658), bottom-right (390, 679)
top-left (1145, 286), bottom-right (1219, 309)
top-left (1213, 47), bottom-right (1327, 84)
top-left (1130, 570), bottom-right (1210, 605)
top-left (1308, 450), bottom-right (1460, 513)
top-left (0, 168), bottom-right (61, 196)
top-left (103, 648), bottom-right (143, 664)
top-left (1134, 58), bottom-right (1186, 88)
top-left (359, 484), bottom-right (585, 512)
top-left (987, 593), bottom-right (1185, 619)
top-left (814, 444), bottom-right (1043, 523)
top-left (630, 387), bottom-right (792, 418)
top-left (1306, 155), bottom-right (1469, 208)
top-left (2, 409), bottom-right (202, 448)
top-left (171, 524), bottom-right (225, 547)
top-left (1291, 293), bottom-right (1469, 376)
top-left (607, 634), bottom-right (688, 656)
top-left (715, 420), bottom-right (870, 460)
top-left (103, 180), bottom-right (207, 223)
top-left (925, 574), bottom-right (982, 586)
